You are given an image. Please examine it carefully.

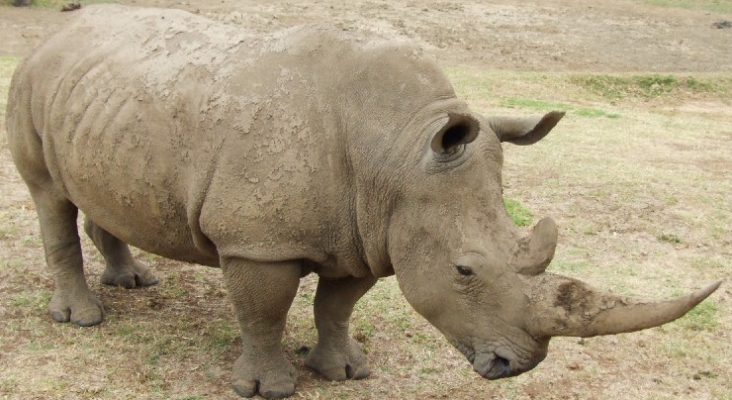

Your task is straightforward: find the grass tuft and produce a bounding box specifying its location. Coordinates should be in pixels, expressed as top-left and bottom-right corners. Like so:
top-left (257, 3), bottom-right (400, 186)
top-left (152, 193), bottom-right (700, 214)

top-left (657, 233), bottom-right (682, 244)
top-left (504, 197), bottom-right (533, 227)
top-left (569, 74), bottom-right (732, 102)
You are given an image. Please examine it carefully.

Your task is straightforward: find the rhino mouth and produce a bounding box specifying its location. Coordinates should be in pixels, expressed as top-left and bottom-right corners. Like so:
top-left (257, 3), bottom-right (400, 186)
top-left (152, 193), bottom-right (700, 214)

top-left (451, 339), bottom-right (547, 380)
top-left (473, 350), bottom-right (546, 379)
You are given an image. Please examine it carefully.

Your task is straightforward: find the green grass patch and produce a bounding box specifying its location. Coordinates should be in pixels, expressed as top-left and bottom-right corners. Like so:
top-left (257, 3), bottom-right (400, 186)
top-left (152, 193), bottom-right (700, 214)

top-left (658, 233), bottom-right (682, 244)
top-left (574, 108), bottom-right (620, 118)
top-left (678, 301), bottom-right (719, 332)
top-left (206, 318), bottom-right (237, 352)
top-left (569, 74), bottom-right (732, 102)
top-left (550, 260), bottom-right (591, 274)
top-left (500, 98), bottom-right (620, 118)
top-left (635, 0), bottom-right (732, 13)
top-left (501, 98), bottom-right (572, 111)
top-left (116, 325), bottom-right (135, 336)
top-left (10, 290), bottom-right (51, 312)
top-left (0, 55), bottom-right (19, 72)
top-left (353, 320), bottom-right (376, 344)
top-left (504, 197), bottom-right (532, 227)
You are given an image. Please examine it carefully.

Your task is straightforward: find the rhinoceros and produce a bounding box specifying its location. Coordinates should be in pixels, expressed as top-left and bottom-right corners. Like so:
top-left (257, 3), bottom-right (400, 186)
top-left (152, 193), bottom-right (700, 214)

top-left (5, 5), bottom-right (721, 399)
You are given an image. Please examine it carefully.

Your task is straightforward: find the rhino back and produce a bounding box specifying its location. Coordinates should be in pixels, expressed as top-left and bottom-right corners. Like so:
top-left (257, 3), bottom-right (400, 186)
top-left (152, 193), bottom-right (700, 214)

top-left (11, 6), bottom-right (351, 267)
top-left (10, 5), bottom-right (460, 276)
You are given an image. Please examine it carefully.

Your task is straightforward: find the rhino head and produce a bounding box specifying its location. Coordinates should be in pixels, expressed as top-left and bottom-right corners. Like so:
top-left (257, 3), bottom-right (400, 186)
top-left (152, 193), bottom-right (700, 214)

top-left (388, 112), bottom-right (719, 379)
top-left (338, 48), bottom-right (719, 380)
top-left (404, 112), bottom-right (719, 379)
top-left (372, 107), bottom-right (719, 379)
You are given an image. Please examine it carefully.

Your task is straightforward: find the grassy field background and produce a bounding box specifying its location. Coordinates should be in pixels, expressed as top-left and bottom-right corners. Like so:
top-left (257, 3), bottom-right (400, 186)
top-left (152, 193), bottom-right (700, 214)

top-left (1, 11), bottom-right (731, 400)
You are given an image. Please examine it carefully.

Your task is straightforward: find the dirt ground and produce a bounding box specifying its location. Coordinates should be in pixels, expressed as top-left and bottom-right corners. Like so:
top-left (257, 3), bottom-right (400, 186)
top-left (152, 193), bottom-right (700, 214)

top-left (1, 1), bottom-right (731, 400)
top-left (1, 0), bottom-right (732, 72)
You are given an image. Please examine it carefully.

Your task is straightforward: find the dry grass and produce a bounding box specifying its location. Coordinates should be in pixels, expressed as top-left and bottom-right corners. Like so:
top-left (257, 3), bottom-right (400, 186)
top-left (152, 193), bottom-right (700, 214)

top-left (2, 63), bottom-right (731, 399)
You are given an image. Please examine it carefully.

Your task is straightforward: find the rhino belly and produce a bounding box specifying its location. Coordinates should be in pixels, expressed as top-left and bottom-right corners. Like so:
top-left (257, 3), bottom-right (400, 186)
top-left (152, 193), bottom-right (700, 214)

top-left (53, 101), bottom-right (219, 266)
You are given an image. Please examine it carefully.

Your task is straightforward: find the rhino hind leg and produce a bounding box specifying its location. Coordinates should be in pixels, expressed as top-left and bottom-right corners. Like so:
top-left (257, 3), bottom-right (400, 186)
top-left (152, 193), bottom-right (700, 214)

top-left (305, 275), bottom-right (377, 381)
top-left (29, 187), bottom-right (104, 327)
top-left (83, 218), bottom-right (159, 288)
top-left (221, 258), bottom-right (301, 399)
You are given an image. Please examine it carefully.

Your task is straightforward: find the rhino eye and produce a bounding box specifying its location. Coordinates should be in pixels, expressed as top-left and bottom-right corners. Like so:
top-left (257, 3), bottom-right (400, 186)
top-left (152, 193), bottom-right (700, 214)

top-left (456, 265), bottom-right (474, 276)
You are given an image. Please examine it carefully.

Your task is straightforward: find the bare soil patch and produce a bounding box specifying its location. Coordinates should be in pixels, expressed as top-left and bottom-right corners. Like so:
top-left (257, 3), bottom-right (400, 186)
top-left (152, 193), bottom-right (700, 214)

top-left (1, 1), bottom-right (730, 400)
top-left (1, 0), bottom-right (732, 72)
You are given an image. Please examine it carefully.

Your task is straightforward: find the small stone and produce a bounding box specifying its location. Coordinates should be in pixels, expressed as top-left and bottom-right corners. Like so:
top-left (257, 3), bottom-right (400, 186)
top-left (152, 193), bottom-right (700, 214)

top-left (61, 1), bottom-right (81, 12)
top-left (567, 362), bottom-right (581, 370)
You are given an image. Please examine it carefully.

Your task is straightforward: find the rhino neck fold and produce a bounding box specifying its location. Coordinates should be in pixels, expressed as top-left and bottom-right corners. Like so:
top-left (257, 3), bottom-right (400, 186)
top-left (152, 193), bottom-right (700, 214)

top-left (353, 185), bottom-right (395, 278)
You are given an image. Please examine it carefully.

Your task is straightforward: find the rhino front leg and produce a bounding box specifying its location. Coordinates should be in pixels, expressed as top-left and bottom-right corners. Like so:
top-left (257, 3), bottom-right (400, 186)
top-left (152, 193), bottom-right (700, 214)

top-left (221, 258), bottom-right (301, 399)
top-left (29, 187), bottom-right (104, 326)
top-left (306, 275), bottom-right (377, 381)
top-left (83, 218), bottom-right (158, 288)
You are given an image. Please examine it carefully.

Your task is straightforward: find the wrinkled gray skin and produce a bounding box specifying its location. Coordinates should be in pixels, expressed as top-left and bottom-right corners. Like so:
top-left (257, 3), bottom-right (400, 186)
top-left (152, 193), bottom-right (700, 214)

top-left (6, 5), bottom-right (721, 399)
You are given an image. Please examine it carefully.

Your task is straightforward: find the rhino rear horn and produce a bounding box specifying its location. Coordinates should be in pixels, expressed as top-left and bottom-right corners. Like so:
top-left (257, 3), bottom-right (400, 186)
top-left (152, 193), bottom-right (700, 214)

top-left (510, 217), bottom-right (558, 276)
top-left (490, 111), bottom-right (565, 145)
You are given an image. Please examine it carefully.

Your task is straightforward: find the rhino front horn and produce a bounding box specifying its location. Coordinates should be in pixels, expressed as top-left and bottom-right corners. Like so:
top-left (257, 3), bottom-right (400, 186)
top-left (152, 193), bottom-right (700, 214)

top-left (528, 274), bottom-right (722, 338)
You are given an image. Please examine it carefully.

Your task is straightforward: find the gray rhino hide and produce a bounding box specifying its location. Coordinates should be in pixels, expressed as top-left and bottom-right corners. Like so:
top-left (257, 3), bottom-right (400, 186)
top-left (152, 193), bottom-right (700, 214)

top-left (9, 6), bottom-right (460, 275)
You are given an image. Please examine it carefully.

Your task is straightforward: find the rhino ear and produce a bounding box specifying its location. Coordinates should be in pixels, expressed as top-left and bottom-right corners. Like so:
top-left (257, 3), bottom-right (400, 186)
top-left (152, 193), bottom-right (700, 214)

top-left (430, 112), bottom-right (481, 154)
top-left (490, 111), bottom-right (565, 145)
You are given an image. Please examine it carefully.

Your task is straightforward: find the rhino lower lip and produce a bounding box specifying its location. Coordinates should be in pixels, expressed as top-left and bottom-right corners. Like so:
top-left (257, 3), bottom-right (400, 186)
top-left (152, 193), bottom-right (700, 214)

top-left (473, 353), bottom-right (512, 379)
top-left (452, 341), bottom-right (512, 378)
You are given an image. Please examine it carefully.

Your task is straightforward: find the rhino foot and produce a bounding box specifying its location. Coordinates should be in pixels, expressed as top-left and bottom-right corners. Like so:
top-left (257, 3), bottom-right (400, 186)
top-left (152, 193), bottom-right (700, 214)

top-left (49, 289), bottom-right (104, 327)
top-left (101, 262), bottom-right (159, 289)
top-left (305, 338), bottom-right (371, 381)
top-left (84, 218), bottom-right (158, 289)
top-left (231, 352), bottom-right (297, 399)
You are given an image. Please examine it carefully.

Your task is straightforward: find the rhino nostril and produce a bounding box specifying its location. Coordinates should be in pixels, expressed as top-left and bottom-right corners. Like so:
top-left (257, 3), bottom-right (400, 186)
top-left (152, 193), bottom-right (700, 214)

top-left (345, 363), bottom-right (355, 379)
top-left (495, 355), bottom-right (511, 375)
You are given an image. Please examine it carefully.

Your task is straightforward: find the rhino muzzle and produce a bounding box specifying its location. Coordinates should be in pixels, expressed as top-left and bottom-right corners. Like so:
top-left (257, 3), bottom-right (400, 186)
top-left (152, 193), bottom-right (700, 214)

top-left (451, 338), bottom-right (549, 380)
top-left (472, 350), bottom-right (547, 380)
